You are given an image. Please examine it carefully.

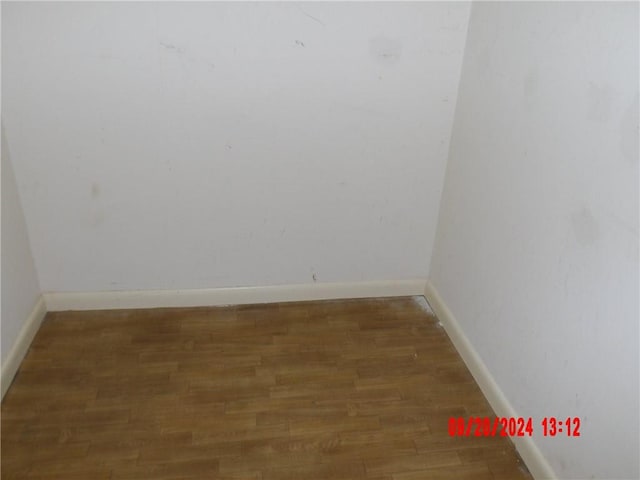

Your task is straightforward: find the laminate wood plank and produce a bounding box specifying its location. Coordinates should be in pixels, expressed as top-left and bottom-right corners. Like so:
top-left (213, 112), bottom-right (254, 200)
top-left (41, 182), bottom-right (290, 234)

top-left (392, 463), bottom-right (494, 480)
top-left (262, 459), bottom-right (367, 480)
top-left (110, 458), bottom-right (220, 479)
top-left (364, 451), bottom-right (462, 476)
top-left (191, 423), bottom-right (289, 444)
top-left (288, 415), bottom-right (380, 437)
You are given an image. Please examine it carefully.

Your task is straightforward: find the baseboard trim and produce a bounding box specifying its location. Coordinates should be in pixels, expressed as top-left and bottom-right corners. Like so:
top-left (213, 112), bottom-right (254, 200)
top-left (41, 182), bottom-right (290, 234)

top-left (44, 279), bottom-right (427, 312)
top-left (1, 296), bottom-right (47, 400)
top-left (424, 281), bottom-right (556, 480)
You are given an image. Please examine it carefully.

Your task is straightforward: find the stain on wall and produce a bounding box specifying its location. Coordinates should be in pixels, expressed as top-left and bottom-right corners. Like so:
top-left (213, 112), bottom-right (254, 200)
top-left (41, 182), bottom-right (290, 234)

top-left (523, 68), bottom-right (538, 98)
top-left (620, 93), bottom-right (639, 163)
top-left (570, 206), bottom-right (600, 247)
top-left (586, 82), bottom-right (612, 123)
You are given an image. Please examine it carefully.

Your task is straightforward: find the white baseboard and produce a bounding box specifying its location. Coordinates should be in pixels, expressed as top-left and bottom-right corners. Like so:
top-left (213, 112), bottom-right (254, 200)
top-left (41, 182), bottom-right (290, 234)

top-left (44, 279), bottom-right (427, 312)
top-left (424, 281), bottom-right (556, 480)
top-left (1, 296), bottom-right (47, 400)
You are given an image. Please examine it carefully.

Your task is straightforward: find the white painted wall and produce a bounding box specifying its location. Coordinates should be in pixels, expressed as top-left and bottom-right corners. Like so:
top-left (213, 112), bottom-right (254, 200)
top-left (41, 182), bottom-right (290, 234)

top-left (430, 3), bottom-right (638, 479)
top-left (1, 124), bottom-right (42, 364)
top-left (2, 2), bottom-right (470, 293)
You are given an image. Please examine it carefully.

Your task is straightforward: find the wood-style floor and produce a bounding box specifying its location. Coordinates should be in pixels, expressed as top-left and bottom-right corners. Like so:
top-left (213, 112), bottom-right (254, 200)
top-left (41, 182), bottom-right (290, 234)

top-left (2, 296), bottom-right (532, 480)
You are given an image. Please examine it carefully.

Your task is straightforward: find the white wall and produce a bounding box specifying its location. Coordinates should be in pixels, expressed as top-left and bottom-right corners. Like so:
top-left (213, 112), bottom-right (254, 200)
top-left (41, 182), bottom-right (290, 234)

top-left (430, 3), bottom-right (638, 479)
top-left (2, 2), bottom-right (470, 293)
top-left (1, 124), bottom-right (42, 364)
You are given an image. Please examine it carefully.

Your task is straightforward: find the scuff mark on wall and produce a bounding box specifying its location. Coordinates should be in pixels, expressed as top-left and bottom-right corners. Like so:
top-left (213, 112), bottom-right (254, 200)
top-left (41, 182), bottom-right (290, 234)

top-left (298, 8), bottom-right (326, 27)
top-left (369, 36), bottom-right (402, 64)
top-left (159, 41), bottom-right (185, 54)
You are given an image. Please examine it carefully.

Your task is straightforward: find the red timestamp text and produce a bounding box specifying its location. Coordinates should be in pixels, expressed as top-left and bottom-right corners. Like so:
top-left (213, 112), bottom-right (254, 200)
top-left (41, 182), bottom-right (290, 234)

top-left (448, 417), bottom-right (581, 437)
top-left (540, 417), bottom-right (581, 437)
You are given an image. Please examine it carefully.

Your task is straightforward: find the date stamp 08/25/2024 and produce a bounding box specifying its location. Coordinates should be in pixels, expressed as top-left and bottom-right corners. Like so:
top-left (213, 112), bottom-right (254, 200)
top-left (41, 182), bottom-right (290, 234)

top-left (448, 417), bottom-right (581, 437)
